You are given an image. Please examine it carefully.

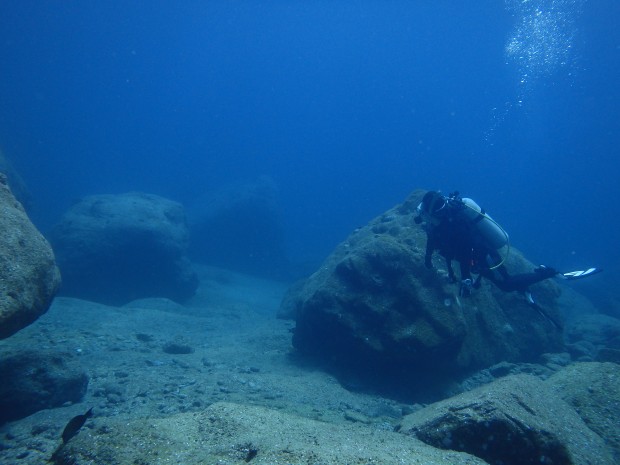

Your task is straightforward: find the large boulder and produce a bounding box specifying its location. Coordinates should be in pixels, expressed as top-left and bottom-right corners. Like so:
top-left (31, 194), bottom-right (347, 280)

top-left (0, 149), bottom-right (32, 210)
top-left (546, 362), bottom-right (620, 463)
top-left (51, 192), bottom-right (198, 305)
top-left (566, 313), bottom-right (620, 352)
top-left (288, 190), bottom-right (563, 388)
top-left (398, 373), bottom-right (614, 465)
top-left (187, 177), bottom-right (288, 277)
top-left (0, 350), bottom-right (89, 424)
top-left (0, 173), bottom-right (61, 339)
top-left (53, 401), bottom-right (487, 465)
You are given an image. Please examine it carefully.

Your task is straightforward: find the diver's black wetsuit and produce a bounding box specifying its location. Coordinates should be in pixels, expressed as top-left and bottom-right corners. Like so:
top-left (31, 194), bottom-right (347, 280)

top-left (419, 191), bottom-right (565, 330)
top-left (424, 214), bottom-right (475, 283)
top-left (423, 201), bottom-right (556, 293)
top-left (472, 247), bottom-right (557, 293)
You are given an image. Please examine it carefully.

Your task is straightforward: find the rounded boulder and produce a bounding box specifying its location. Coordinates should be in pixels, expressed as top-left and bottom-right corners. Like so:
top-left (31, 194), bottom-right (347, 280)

top-left (51, 192), bottom-right (198, 305)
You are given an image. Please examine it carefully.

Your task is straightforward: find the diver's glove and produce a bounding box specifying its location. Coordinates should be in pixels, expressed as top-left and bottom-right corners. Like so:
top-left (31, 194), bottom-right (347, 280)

top-left (459, 279), bottom-right (473, 297)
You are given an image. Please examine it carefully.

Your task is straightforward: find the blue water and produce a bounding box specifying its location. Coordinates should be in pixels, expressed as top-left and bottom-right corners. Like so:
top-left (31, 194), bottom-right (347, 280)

top-left (0, 1), bottom-right (618, 297)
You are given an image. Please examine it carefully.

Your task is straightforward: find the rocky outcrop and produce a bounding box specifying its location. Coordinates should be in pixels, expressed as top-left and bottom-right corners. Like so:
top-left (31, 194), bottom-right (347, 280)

top-left (0, 173), bottom-right (61, 339)
top-left (546, 362), bottom-right (620, 463)
top-left (0, 149), bottom-right (32, 210)
top-left (276, 278), bottom-right (306, 319)
top-left (51, 192), bottom-right (198, 305)
top-left (0, 350), bottom-right (89, 424)
top-left (52, 401), bottom-right (487, 465)
top-left (187, 177), bottom-right (288, 277)
top-left (398, 372), bottom-right (614, 465)
top-left (565, 313), bottom-right (620, 358)
top-left (288, 190), bottom-right (563, 386)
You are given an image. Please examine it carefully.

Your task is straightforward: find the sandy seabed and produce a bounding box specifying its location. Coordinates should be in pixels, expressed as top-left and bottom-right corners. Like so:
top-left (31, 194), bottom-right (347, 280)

top-left (0, 265), bottom-right (419, 464)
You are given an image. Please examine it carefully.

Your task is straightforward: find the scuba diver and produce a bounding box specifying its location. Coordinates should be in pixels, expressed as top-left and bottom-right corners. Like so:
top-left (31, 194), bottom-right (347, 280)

top-left (414, 190), bottom-right (601, 327)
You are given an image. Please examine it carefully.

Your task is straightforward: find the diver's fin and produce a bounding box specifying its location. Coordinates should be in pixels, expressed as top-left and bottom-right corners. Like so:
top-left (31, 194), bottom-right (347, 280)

top-left (525, 291), bottom-right (536, 305)
top-left (559, 267), bottom-right (602, 280)
top-left (524, 291), bottom-right (563, 330)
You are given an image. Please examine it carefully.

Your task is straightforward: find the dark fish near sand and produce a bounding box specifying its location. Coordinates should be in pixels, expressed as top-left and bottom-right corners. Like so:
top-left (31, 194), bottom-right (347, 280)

top-left (61, 407), bottom-right (93, 444)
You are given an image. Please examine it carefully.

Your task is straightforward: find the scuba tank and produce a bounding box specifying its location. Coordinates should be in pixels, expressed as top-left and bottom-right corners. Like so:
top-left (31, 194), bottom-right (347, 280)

top-left (459, 197), bottom-right (508, 250)
top-left (415, 191), bottom-right (509, 251)
top-left (440, 192), bottom-right (509, 251)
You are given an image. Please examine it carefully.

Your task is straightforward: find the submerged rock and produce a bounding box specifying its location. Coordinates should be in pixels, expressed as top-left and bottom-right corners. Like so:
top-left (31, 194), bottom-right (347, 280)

top-left (0, 350), bottom-right (88, 424)
top-left (0, 173), bottom-right (61, 339)
top-left (51, 192), bottom-right (198, 305)
top-left (288, 190), bottom-right (563, 390)
top-left (566, 313), bottom-right (620, 353)
top-left (162, 341), bottom-right (194, 354)
top-left (398, 373), bottom-right (614, 465)
top-left (0, 149), bottom-right (32, 210)
top-left (187, 176), bottom-right (288, 277)
top-left (546, 362), bottom-right (620, 463)
top-left (52, 401), bottom-right (487, 465)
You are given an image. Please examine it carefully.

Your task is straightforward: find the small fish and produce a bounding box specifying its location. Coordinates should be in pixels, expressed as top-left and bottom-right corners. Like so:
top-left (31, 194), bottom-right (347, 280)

top-left (61, 407), bottom-right (93, 444)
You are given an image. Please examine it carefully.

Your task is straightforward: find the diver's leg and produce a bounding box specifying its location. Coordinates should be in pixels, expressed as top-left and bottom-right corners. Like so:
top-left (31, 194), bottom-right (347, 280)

top-left (486, 266), bottom-right (557, 293)
top-left (506, 266), bottom-right (558, 290)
